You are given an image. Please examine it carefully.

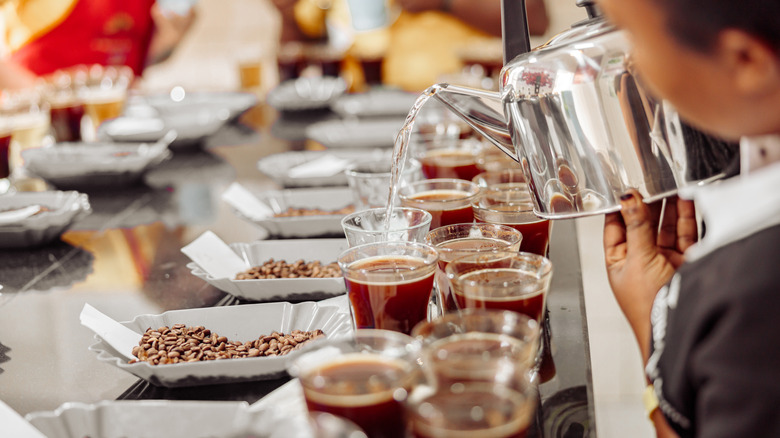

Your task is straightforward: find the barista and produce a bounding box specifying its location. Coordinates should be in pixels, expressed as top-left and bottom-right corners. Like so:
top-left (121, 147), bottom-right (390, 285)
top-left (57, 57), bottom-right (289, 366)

top-left (270, 0), bottom-right (549, 91)
top-left (0, 0), bottom-right (195, 86)
top-left (598, 0), bottom-right (780, 436)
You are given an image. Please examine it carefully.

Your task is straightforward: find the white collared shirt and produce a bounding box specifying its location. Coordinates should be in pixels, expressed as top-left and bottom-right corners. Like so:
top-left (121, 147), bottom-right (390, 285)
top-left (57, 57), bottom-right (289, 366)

top-left (682, 135), bottom-right (780, 262)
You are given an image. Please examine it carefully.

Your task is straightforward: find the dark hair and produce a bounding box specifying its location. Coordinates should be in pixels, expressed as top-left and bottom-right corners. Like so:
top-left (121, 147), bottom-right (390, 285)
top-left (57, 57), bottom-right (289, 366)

top-left (656, 0), bottom-right (780, 54)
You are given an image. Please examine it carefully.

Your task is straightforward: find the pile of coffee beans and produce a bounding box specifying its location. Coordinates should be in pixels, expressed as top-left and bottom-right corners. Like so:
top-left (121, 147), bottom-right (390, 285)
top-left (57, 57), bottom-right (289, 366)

top-left (128, 324), bottom-right (325, 365)
top-left (273, 205), bottom-right (355, 217)
top-left (235, 259), bottom-right (341, 280)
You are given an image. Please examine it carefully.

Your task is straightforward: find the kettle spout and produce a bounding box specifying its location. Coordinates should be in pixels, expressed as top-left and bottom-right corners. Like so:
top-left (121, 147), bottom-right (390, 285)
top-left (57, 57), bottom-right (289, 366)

top-left (428, 83), bottom-right (518, 161)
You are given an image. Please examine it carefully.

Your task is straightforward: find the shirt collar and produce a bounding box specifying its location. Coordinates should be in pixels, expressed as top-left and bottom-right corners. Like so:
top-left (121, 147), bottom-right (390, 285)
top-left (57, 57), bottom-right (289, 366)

top-left (683, 135), bottom-right (780, 262)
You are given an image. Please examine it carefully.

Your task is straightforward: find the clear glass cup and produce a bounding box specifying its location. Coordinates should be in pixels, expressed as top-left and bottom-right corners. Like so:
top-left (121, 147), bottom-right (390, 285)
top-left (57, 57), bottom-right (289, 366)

top-left (406, 383), bottom-right (537, 438)
top-left (0, 88), bottom-right (51, 174)
top-left (344, 158), bottom-right (422, 211)
top-left (411, 308), bottom-right (540, 391)
top-left (0, 119), bottom-right (13, 194)
top-left (414, 137), bottom-right (482, 182)
top-left (287, 329), bottom-right (422, 438)
top-left (43, 68), bottom-right (87, 142)
top-left (337, 241), bottom-right (438, 335)
top-left (445, 251), bottom-right (553, 323)
top-left (475, 142), bottom-right (520, 172)
top-left (78, 64), bottom-right (133, 139)
top-left (398, 179), bottom-right (481, 230)
top-left (424, 223), bottom-right (522, 314)
top-left (341, 207), bottom-right (432, 247)
top-left (471, 191), bottom-right (551, 257)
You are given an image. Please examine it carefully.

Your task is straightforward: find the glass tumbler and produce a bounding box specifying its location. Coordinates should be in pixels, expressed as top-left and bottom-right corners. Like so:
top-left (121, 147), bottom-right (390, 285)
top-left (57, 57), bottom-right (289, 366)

top-left (341, 207), bottom-right (432, 247)
top-left (338, 241), bottom-right (438, 335)
top-left (287, 329), bottom-right (422, 438)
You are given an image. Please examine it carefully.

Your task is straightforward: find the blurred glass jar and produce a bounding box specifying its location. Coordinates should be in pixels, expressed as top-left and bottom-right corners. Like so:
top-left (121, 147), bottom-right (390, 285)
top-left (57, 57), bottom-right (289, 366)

top-left (43, 67), bottom-right (88, 142)
top-left (0, 87), bottom-right (52, 172)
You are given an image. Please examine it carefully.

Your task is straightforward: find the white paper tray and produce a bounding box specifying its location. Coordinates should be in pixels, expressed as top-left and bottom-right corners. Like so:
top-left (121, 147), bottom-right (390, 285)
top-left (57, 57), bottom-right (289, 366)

top-left (233, 187), bottom-right (353, 238)
top-left (88, 301), bottom-right (352, 387)
top-left (257, 149), bottom-right (391, 188)
top-left (22, 141), bottom-right (171, 189)
top-left (306, 118), bottom-right (402, 149)
top-left (0, 191), bottom-right (91, 248)
top-left (187, 239), bottom-right (348, 302)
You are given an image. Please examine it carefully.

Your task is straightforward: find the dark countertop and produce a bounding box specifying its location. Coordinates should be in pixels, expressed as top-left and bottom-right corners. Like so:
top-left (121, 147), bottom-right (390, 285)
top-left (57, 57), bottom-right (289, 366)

top-left (0, 103), bottom-right (595, 436)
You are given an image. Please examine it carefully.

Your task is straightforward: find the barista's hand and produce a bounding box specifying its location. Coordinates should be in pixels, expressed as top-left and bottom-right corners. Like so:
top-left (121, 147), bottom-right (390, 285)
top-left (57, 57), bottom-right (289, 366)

top-left (603, 190), bottom-right (697, 360)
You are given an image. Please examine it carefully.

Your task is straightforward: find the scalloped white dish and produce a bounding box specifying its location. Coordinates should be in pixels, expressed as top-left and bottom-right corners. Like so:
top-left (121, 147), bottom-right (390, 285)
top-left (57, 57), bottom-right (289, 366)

top-left (22, 141), bottom-right (171, 189)
top-left (330, 89), bottom-right (418, 117)
top-left (88, 301), bottom-right (352, 387)
top-left (257, 149), bottom-right (390, 188)
top-left (98, 111), bottom-right (227, 148)
top-left (187, 239), bottom-right (348, 302)
top-left (0, 191), bottom-right (91, 248)
top-left (234, 187), bottom-right (353, 238)
top-left (306, 118), bottom-right (402, 149)
top-left (26, 400), bottom-right (255, 438)
top-left (139, 90), bottom-right (258, 120)
top-left (267, 77), bottom-right (347, 112)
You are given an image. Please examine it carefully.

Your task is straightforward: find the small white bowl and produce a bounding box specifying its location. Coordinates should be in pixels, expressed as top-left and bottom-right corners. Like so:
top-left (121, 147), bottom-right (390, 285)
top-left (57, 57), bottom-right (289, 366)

top-left (187, 239), bottom-right (349, 302)
top-left (0, 191), bottom-right (91, 248)
top-left (88, 301), bottom-right (352, 387)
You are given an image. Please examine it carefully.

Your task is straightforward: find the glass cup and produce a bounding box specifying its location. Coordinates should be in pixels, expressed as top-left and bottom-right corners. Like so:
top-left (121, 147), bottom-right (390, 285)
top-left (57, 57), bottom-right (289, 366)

top-left (344, 158), bottom-right (422, 211)
top-left (338, 241), bottom-right (438, 335)
top-left (79, 64), bottom-right (132, 139)
top-left (1, 88), bottom-right (51, 173)
top-left (445, 251), bottom-right (553, 322)
top-left (341, 207), bottom-right (432, 247)
top-left (415, 137), bottom-right (482, 182)
top-left (411, 309), bottom-right (540, 391)
top-left (277, 42), bottom-right (306, 83)
top-left (399, 179), bottom-right (481, 230)
top-left (44, 68), bottom-right (87, 142)
top-left (287, 329), bottom-right (422, 438)
top-left (475, 142), bottom-right (519, 172)
top-left (471, 190), bottom-right (551, 257)
top-left (424, 223), bottom-right (522, 314)
top-left (406, 383), bottom-right (537, 438)
top-left (0, 120), bottom-right (12, 194)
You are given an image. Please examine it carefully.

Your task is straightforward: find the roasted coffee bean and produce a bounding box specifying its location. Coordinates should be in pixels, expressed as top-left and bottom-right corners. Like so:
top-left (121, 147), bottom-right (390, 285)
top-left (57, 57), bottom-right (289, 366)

top-left (235, 259), bottom-right (341, 280)
top-left (273, 205), bottom-right (355, 217)
top-left (129, 326), bottom-right (326, 365)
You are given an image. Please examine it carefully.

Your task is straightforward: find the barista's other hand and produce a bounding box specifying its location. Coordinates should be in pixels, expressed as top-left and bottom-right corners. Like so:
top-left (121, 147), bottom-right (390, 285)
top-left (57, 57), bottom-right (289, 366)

top-left (148, 4), bottom-right (196, 65)
top-left (397, 0), bottom-right (446, 13)
top-left (603, 190), bottom-right (697, 358)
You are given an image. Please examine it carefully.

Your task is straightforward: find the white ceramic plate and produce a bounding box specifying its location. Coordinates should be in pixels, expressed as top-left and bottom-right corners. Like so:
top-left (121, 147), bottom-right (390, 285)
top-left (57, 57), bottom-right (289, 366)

top-left (187, 239), bottom-right (348, 302)
top-left (23, 141), bottom-right (171, 189)
top-left (267, 77), bottom-right (347, 112)
top-left (330, 89), bottom-right (419, 117)
top-left (235, 187), bottom-right (353, 238)
top-left (88, 301), bottom-right (352, 387)
top-left (257, 149), bottom-right (390, 188)
top-left (306, 118), bottom-right (402, 149)
top-left (0, 191), bottom-right (91, 248)
top-left (139, 90), bottom-right (258, 121)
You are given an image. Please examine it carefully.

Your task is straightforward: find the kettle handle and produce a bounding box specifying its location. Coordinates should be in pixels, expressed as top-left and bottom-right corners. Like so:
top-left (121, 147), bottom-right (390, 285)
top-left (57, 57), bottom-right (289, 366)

top-left (501, 0), bottom-right (531, 64)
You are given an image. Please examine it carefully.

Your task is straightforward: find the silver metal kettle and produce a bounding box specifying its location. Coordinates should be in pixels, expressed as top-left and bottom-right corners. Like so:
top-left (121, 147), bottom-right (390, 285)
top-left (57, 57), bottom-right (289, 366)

top-left (428, 0), bottom-right (736, 219)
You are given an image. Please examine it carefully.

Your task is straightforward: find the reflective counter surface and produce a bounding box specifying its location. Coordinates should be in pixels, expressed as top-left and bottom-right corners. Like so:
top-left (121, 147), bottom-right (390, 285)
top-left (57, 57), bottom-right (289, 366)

top-left (0, 103), bottom-right (595, 437)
